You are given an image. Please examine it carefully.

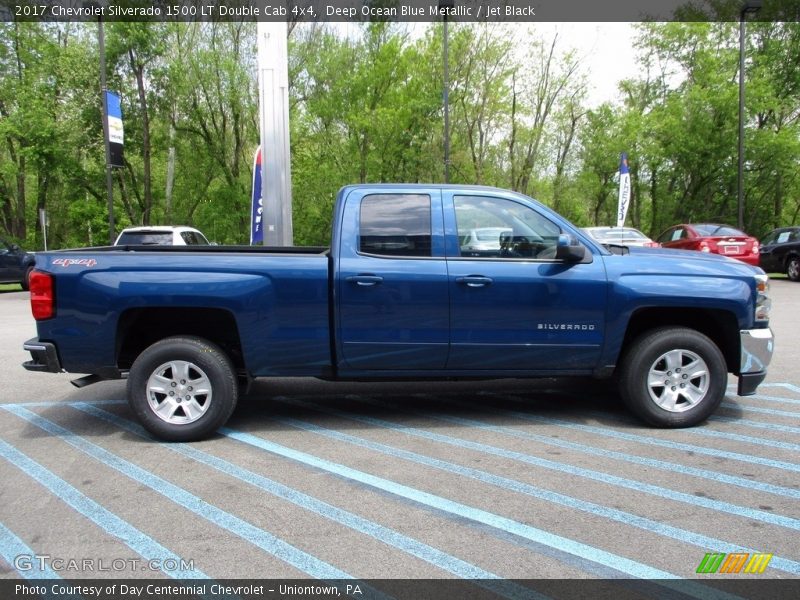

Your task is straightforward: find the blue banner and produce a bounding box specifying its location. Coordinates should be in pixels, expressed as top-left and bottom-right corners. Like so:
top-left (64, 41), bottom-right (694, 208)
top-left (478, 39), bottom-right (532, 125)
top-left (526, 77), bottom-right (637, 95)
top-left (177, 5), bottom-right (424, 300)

top-left (250, 146), bottom-right (263, 245)
top-left (105, 91), bottom-right (124, 167)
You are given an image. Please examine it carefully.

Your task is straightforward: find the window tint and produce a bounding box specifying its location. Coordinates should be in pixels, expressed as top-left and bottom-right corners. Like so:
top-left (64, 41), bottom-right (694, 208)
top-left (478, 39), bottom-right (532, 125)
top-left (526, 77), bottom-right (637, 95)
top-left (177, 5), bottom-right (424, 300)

top-left (359, 194), bottom-right (431, 257)
top-left (180, 231), bottom-right (209, 245)
top-left (694, 224), bottom-right (746, 237)
top-left (454, 196), bottom-right (561, 259)
top-left (116, 232), bottom-right (173, 245)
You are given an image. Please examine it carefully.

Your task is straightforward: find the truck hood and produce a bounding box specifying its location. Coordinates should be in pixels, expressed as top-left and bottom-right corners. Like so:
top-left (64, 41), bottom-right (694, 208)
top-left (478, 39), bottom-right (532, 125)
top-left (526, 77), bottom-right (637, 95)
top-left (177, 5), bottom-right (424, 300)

top-left (605, 245), bottom-right (764, 277)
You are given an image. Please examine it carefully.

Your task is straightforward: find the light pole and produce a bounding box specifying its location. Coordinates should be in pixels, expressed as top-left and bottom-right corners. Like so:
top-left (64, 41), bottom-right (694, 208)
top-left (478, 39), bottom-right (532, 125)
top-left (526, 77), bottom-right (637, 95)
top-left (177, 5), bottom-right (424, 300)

top-left (439, 0), bottom-right (454, 183)
top-left (737, 0), bottom-right (762, 230)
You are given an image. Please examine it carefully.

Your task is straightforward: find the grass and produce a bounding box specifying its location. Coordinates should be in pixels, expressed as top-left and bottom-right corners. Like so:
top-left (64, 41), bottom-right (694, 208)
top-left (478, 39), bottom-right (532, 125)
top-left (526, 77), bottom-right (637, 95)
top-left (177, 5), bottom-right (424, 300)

top-left (0, 283), bottom-right (23, 292)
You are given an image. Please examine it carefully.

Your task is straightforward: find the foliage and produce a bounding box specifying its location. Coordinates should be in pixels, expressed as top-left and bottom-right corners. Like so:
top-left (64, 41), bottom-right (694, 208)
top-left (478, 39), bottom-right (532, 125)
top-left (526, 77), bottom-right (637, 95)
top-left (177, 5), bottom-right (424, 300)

top-left (1, 21), bottom-right (798, 250)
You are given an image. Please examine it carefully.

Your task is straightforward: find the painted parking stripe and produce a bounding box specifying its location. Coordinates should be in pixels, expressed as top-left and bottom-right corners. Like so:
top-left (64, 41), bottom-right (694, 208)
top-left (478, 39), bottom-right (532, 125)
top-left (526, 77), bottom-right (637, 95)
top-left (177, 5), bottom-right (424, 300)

top-left (1, 406), bottom-right (360, 584)
top-left (0, 521), bottom-right (61, 580)
top-left (756, 382), bottom-right (800, 394)
top-left (683, 427), bottom-right (800, 453)
top-left (0, 438), bottom-right (206, 580)
top-left (454, 395), bottom-right (800, 475)
top-left (720, 402), bottom-right (799, 418)
top-left (712, 415), bottom-right (800, 435)
top-left (725, 385), bottom-right (800, 406)
top-left (212, 426), bottom-right (681, 580)
top-left (352, 396), bottom-right (800, 500)
top-left (267, 404), bottom-right (800, 577)
top-left (299, 398), bottom-right (800, 532)
top-left (72, 403), bottom-right (542, 600)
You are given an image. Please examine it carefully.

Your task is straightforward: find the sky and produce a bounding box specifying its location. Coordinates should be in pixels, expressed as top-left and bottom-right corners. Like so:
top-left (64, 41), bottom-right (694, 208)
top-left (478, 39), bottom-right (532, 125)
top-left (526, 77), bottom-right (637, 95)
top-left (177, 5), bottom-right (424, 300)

top-left (332, 21), bottom-right (641, 107)
top-left (535, 23), bottom-right (639, 107)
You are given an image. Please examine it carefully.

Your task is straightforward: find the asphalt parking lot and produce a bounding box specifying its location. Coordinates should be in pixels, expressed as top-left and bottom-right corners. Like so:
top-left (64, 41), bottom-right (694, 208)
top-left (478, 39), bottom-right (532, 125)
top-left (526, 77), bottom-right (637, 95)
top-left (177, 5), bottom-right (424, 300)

top-left (1, 280), bottom-right (799, 597)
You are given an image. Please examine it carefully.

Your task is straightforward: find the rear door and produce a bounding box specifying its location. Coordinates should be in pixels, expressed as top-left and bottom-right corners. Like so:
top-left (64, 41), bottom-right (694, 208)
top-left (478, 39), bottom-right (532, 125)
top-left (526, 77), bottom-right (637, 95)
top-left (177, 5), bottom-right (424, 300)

top-left (336, 188), bottom-right (449, 370)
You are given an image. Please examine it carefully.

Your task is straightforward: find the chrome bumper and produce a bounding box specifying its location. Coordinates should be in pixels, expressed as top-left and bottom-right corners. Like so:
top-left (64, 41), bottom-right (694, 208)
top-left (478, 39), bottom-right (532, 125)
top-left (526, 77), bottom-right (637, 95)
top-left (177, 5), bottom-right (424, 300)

top-left (738, 328), bottom-right (774, 396)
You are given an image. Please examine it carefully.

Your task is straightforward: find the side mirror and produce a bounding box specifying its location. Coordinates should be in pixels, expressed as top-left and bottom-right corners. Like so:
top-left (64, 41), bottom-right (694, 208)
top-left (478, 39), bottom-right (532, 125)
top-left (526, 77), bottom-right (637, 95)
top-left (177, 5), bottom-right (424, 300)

top-left (555, 234), bottom-right (585, 262)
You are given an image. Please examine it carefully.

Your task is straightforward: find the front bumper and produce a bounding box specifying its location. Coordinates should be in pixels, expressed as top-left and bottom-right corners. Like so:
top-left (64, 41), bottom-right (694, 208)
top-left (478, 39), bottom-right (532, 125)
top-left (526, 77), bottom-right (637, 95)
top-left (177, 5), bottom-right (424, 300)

top-left (22, 337), bottom-right (62, 373)
top-left (738, 328), bottom-right (774, 396)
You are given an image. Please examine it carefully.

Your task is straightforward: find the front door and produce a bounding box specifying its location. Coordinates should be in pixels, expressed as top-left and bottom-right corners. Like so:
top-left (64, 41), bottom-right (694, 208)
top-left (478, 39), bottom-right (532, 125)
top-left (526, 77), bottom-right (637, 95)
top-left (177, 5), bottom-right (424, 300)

top-left (445, 193), bottom-right (608, 372)
top-left (337, 189), bottom-right (449, 371)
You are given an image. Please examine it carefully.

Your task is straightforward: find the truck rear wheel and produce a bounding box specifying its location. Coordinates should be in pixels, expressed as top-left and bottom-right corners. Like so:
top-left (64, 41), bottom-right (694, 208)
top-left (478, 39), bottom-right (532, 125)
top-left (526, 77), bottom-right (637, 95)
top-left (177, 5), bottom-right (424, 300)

top-left (618, 327), bottom-right (727, 428)
top-left (127, 336), bottom-right (238, 442)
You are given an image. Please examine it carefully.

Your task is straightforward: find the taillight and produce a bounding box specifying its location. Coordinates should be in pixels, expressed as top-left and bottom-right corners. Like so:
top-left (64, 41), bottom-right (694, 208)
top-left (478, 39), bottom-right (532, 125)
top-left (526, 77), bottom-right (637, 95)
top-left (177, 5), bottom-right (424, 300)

top-left (29, 271), bottom-right (54, 320)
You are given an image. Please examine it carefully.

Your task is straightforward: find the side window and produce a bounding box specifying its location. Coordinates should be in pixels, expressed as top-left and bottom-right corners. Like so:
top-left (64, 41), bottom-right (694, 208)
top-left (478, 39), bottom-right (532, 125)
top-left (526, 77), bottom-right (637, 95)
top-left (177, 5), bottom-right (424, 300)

top-left (656, 229), bottom-right (673, 244)
top-left (454, 196), bottom-right (561, 259)
top-left (180, 232), bottom-right (196, 245)
top-left (359, 194), bottom-right (432, 257)
top-left (671, 228), bottom-right (686, 242)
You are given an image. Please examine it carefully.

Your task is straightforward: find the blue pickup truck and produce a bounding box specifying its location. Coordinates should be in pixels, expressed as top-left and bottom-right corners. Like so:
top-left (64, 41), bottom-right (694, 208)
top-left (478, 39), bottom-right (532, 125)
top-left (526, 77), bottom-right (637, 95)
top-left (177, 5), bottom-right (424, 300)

top-left (23, 185), bottom-right (774, 441)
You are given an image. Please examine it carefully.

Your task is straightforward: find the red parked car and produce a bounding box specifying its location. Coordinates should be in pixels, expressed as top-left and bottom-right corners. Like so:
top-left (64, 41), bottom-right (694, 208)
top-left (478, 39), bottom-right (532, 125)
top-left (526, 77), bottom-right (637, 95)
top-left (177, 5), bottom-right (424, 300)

top-left (655, 223), bottom-right (760, 266)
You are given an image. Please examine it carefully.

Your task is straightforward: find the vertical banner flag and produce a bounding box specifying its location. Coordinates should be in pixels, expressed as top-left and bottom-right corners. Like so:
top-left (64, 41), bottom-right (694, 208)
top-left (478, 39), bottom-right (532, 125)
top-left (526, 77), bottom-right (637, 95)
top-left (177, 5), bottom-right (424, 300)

top-left (105, 91), bottom-right (124, 167)
top-left (250, 146), bottom-right (263, 245)
top-left (616, 152), bottom-right (631, 228)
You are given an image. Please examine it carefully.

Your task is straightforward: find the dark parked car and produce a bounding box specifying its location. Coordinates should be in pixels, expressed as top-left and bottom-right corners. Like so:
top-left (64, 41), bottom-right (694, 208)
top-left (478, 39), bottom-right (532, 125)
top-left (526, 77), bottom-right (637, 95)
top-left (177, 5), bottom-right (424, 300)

top-left (0, 237), bottom-right (36, 290)
top-left (759, 226), bottom-right (800, 281)
top-left (656, 223), bottom-right (760, 266)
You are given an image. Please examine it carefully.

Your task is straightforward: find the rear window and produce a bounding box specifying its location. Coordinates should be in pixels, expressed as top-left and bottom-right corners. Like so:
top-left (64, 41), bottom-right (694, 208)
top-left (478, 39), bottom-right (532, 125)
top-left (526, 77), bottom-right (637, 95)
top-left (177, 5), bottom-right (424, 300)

top-left (694, 224), bottom-right (746, 237)
top-left (116, 232), bottom-right (173, 245)
top-left (591, 228), bottom-right (646, 241)
top-left (359, 194), bottom-right (432, 257)
top-left (180, 231), bottom-right (209, 245)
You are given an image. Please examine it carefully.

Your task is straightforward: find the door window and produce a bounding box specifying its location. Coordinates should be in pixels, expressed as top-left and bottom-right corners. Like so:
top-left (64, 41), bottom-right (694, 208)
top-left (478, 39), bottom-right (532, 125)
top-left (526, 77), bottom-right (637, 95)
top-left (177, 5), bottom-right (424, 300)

top-left (454, 196), bottom-right (561, 259)
top-left (359, 194), bottom-right (432, 257)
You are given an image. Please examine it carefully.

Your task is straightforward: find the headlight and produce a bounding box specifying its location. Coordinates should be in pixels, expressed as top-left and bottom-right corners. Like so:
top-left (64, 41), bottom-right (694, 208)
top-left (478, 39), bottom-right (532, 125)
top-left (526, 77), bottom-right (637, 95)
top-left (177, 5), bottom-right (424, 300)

top-left (755, 274), bottom-right (771, 322)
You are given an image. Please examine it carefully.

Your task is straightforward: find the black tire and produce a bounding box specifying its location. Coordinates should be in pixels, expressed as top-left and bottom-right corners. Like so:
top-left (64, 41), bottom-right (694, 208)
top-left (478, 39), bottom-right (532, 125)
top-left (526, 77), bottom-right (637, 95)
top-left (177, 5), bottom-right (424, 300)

top-left (127, 336), bottom-right (238, 442)
top-left (21, 266), bottom-right (34, 291)
top-left (618, 327), bottom-right (727, 428)
top-left (787, 256), bottom-right (800, 282)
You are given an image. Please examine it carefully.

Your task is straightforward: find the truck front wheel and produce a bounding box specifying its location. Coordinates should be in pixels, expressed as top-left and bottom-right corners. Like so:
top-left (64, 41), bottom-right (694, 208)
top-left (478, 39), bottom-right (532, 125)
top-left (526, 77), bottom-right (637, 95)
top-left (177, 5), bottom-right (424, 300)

top-left (127, 336), bottom-right (238, 442)
top-left (618, 327), bottom-right (727, 428)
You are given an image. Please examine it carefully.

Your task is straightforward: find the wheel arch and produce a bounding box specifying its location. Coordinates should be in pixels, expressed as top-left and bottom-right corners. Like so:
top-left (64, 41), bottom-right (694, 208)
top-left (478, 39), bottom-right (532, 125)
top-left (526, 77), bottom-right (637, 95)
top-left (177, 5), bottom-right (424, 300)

top-left (116, 307), bottom-right (245, 373)
top-left (620, 307), bottom-right (740, 375)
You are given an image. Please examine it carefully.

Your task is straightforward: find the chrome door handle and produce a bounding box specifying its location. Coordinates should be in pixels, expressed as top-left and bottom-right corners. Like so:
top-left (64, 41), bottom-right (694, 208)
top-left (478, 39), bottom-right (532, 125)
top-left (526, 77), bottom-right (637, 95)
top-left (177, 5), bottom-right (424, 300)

top-left (456, 276), bottom-right (493, 288)
top-left (346, 275), bottom-right (384, 287)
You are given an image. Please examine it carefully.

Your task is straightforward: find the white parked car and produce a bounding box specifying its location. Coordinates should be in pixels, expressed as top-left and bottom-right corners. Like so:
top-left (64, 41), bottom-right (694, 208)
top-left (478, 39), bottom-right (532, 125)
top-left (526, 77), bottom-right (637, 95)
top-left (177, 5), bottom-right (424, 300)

top-left (459, 227), bottom-right (513, 252)
top-left (583, 226), bottom-right (660, 248)
top-left (114, 226), bottom-right (210, 246)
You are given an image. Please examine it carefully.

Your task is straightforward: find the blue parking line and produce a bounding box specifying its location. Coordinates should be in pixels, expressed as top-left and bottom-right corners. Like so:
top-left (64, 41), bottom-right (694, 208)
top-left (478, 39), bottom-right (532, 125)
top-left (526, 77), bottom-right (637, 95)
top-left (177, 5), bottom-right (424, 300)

top-left (2, 400), bottom-right (126, 409)
top-left (454, 395), bottom-right (800, 475)
top-left (721, 401), bottom-right (800, 418)
top-left (745, 393), bottom-right (800, 406)
top-left (301, 398), bottom-right (800, 532)
top-left (0, 521), bottom-right (62, 580)
top-left (72, 402), bottom-right (543, 600)
top-left (212, 427), bottom-right (679, 580)
top-left (1, 406), bottom-right (359, 584)
top-left (759, 382), bottom-right (800, 394)
top-left (270, 404), bottom-right (800, 577)
top-left (712, 415), bottom-right (800, 435)
top-left (683, 426), bottom-right (800, 453)
top-left (0, 437), bottom-right (206, 580)
top-left (355, 396), bottom-right (800, 500)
